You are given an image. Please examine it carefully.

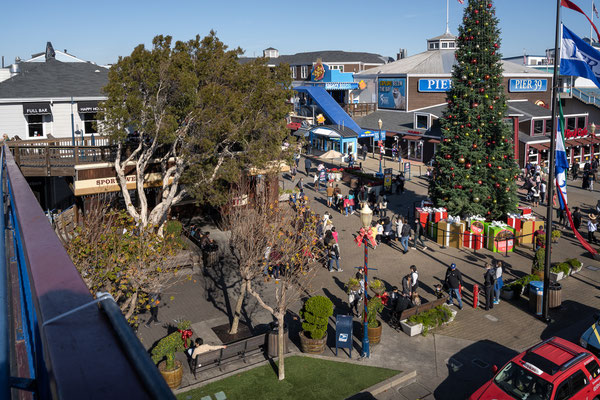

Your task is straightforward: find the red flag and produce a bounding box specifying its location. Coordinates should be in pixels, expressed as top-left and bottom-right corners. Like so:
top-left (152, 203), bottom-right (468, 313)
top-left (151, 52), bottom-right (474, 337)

top-left (556, 179), bottom-right (598, 257)
top-left (457, 0), bottom-right (464, 3)
top-left (561, 0), bottom-right (600, 42)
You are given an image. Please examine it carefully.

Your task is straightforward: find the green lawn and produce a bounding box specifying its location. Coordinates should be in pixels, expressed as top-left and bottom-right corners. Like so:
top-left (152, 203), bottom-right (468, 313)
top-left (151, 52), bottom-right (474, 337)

top-left (176, 356), bottom-right (399, 400)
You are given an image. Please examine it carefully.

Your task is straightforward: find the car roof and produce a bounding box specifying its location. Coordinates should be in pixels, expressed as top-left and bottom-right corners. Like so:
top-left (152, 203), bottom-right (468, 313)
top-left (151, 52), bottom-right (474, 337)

top-left (513, 337), bottom-right (594, 383)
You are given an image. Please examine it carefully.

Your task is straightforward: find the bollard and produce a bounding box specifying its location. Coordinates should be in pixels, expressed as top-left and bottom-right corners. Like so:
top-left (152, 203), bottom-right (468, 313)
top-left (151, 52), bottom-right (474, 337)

top-left (472, 284), bottom-right (479, 309)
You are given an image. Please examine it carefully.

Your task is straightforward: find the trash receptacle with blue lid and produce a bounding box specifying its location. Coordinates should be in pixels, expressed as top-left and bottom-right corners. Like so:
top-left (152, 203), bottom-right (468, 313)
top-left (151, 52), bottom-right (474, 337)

top-left (529, 281), bottom-right (543, 315)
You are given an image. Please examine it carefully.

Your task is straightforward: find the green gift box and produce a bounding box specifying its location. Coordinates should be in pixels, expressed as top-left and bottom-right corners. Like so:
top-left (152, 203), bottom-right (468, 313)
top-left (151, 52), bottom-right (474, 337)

top-left (427, 221), bottom-right (438, 241)
top-left (485, 223), bottom-right (516, 253)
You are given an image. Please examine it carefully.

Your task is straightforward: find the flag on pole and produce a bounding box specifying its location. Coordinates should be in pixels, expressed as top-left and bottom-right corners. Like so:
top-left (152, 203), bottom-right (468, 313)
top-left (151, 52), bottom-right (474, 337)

top-left (594, 2), bottom-right (599, 18)
top-left (457, 0), bottom-right (464, 4)
top-left (555, 97), bottom-right (569, 209)
top-left (560, 25), bottom-right (600, 88)
top-left (561, 0), bottom-right (600, 42)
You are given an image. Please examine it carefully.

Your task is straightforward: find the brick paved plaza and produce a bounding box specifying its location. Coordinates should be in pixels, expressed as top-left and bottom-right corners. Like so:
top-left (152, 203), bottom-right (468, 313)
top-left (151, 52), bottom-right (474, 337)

top-left (141, 154), bottom-right (600, 399)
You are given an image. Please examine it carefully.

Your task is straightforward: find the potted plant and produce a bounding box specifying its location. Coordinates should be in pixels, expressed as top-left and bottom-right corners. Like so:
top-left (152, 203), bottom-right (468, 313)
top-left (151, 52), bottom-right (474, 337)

top-left (369, 279), bottom-right (385, 295)
top-left (346, 277), bottom-right (360, 292)
top-left (531, 248), bottom-right (545, 279)
top-left (550, 263), bottom-right (564, 282)
top-left (364, 296), bottom-right (384, 344)
top-left (568, 258), bottom-right (583, 274)
top-left (300, 296), bottom-right (333, 354)
top-left (151, 319), bottom-right (190, 389)
top-left (500, 283), bottom-right (515, 300)
top-left (551, 230), bottom-right (561, 243)
top-left (401, 306), bottom-right (452, 337)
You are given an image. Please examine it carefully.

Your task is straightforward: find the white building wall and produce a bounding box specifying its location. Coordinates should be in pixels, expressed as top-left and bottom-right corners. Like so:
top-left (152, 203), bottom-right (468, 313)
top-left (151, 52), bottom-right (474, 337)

top-left (0, 103), bottom-right (27, 138)
top-left (50, 102), bottom-right (83, 138)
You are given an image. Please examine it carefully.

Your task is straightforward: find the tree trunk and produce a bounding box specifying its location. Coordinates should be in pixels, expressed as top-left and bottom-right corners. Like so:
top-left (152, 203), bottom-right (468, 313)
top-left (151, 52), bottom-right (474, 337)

top-left (229, 279), bottom-right (247, 335)
top-left (277, 312), bottom-right (285, 381)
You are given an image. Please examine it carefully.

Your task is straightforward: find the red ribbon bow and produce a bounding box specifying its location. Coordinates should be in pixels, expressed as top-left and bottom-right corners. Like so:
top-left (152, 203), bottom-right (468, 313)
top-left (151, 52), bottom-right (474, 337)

top-left (355, 227), bottom-right (377, 248)
top-left (375, 292), bottom-right (389, 306)
top-left (179, 329), bottom-right (193, 348)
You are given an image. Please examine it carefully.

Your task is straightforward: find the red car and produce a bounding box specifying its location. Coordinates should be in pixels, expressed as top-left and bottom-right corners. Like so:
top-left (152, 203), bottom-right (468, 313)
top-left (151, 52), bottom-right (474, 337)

top-left (470, 337), bottom-right (600, 400)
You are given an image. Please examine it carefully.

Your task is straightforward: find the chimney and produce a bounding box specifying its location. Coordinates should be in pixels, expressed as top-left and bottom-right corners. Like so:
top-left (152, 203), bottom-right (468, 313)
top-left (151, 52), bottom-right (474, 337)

top-left (396, 49), bottom-right (407, 61)
top-left (10, 62), bottom-right (20, 77)
top-left (45, 42), bottom-right (56, 61)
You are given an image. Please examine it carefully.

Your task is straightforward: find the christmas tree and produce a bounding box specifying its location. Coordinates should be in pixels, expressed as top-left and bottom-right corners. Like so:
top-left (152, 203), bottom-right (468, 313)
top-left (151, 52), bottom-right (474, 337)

top-left (429, 0), bottom-right (520, 220)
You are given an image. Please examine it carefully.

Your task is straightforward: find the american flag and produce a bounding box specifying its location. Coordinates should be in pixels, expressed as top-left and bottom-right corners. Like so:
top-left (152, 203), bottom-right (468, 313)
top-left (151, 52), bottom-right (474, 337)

top-left (595, 2), bottom-right (599, 18)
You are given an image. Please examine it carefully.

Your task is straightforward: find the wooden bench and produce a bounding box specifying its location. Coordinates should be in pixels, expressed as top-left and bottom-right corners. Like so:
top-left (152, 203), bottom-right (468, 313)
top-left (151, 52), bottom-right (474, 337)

top-left (398, 296), bottom-right (448, 321)
top-left (188, 332), bottom-right (267, 380)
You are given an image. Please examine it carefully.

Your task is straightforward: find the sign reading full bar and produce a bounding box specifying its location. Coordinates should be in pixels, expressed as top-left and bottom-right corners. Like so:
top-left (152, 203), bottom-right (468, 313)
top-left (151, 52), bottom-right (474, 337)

top-left (23, 102), bottom-right (51, 115)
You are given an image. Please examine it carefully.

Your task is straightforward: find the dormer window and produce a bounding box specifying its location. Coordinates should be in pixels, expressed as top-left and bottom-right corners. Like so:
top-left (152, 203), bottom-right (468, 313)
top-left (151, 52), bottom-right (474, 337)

top-left (429, 43), bottom-right (435, 49)
top-left (415, 114), bottom-right (430, 130)
top-left (442, 42), bottom-right (448, 48)
top-left (449, 42), bottom-right (455, 48)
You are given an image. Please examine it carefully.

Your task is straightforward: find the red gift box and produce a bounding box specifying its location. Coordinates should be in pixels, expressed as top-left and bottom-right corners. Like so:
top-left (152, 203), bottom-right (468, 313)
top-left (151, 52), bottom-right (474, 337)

top-left (416, 207), bottom-right (430, 229)
top-left (507, 216), bottom-right (522, 232)
top-left (518, 206), bottom-right (532, 216)
top-left (463, 231), bottom-right (484, 250)
top-left (429, 208), bottom-right (448, 224)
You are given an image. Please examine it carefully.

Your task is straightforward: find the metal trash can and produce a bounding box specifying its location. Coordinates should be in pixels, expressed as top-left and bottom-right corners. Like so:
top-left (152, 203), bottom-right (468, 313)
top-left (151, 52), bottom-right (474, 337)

top-left (203, 246), bottom-right (219, 268)
top-left (549, 282), bottom-right (562, 308)
top-left (267, 326), bottom-right (288, 358)
top-left (529, 281), bottom-right (543, 316)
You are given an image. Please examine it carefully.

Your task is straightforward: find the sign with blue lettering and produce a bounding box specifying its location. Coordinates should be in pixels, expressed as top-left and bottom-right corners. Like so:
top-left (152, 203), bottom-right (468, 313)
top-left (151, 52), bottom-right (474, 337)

top-left (325, 82), bottom-right (359, 90)
top-left (335, 314), bottom-right (353, 358)
top-left (509, 79), bottom-right (548, 92)
top-left (378, 78), bottom-right (406, 111)
top-left (418, 79), bottom-right (453, 92)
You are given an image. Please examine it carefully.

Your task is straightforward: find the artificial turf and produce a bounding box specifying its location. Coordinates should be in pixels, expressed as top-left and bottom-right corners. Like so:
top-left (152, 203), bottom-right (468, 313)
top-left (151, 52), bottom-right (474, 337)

top-left (176, 355), bottom-right (399, 400)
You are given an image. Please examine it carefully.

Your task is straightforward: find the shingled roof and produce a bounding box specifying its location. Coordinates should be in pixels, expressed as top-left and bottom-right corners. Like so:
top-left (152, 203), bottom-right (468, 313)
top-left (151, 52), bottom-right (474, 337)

top-left (0, 59), bottom-right (109, 99)
top-left (239, 50), bottom-right (392, 66)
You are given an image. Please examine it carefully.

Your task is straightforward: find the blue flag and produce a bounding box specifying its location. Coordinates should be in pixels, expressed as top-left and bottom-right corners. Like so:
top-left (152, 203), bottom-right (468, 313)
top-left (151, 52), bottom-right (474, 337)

top-left (561, 25), bottom-right (600, 88)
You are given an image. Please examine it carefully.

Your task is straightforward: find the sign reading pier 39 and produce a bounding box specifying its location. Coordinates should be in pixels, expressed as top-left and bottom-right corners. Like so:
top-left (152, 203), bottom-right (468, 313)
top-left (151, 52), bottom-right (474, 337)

top-left (508, 79), bottom-right (547, 92)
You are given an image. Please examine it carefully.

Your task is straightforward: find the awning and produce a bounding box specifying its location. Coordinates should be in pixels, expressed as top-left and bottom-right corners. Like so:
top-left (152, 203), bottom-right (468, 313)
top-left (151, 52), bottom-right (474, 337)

top-left (402, 135), bottom-right (423, 141)
top-left (286, 122), bottom-right (301, 130)
top-left (311, 127), bottom-right (341, 138)
top-left (530, 143), bottom-right (549, 151)
top-left (428, 139), bottom-right (441, 144)
top-left (77, 100), bottom-right (100, 113)
top-left (324, 82), bottom-right (359, 90)
top-left (293, 128), bottom-right (310, 137)
top-left (23, 102), bottom-right (51, 115)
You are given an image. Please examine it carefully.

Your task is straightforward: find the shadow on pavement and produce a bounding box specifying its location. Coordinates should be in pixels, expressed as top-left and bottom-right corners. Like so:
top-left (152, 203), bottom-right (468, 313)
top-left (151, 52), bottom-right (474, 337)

top-left (434, 339), bottom-right (518, 400)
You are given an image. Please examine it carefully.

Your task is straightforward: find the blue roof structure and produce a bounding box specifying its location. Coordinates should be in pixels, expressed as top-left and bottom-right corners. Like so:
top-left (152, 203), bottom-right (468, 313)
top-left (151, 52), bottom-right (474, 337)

top-left (294, 86), bottom-right (362, 134)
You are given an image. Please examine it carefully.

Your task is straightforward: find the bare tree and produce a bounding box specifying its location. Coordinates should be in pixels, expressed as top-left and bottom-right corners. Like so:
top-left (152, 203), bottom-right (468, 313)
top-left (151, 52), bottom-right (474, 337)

top-left (222, 179), bottom-right (322, 380)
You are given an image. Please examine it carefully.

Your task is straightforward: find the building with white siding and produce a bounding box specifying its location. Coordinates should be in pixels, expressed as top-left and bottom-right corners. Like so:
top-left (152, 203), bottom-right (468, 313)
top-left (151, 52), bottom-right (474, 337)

top-left (0, 49), bottom-right (108, 141)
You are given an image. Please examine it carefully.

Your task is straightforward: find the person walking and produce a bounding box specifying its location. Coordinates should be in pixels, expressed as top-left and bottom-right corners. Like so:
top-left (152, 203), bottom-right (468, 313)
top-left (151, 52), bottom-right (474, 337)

top-left (145, 293), bottom-right (161, 327)
top-left (378, 195), bottom-right (388, 218)
top-left (313, 174), bottom-right (319, 191)
top-left (590, 171), bottom-right (596, 191)
top-left (304, 157), bottom-right (312, 175)
top-left (296, 178), bottom-right (304, 197)
top-left (483, 263), bottom-right (496, 311)
top-left (540, 181), bottom-right (546, 205)
top-left (411, 217), bottom-right (427, 250)
top-left (326, 182), bottom-right (334, 207)
top-left (445, 263), bottom-right (464, 310)
top-left (394, 215), bottom-right (404, 244)
top-left (573, 207), bottom-right (582, 231)
top-left (395, 172), bottom-right (405, 194)
top-left (327, 243), bottom-right (342, 272)
top-left (493, 260), bottom-right (504, 305)
top-left (361, 144), bottom-right (368, 161)
top-left (409, 265), bottom-right (419, 294)
top-left (348, 282), bottom-right (361, 317)
top-left (531, 185), bottom-right (540, 207)
top-left (588, 214), bottom-right (598, 244)
top-left (400, 221), bottom-right (411, 254)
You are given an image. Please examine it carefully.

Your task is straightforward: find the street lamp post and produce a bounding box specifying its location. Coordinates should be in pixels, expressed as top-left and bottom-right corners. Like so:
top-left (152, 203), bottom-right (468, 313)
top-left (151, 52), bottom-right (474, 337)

top-left (590, 122), bottom-right (596, 161)
top-left (359, 202), bottom-right (373, 358)
top-left (378, 119), bottom-right (383, 175)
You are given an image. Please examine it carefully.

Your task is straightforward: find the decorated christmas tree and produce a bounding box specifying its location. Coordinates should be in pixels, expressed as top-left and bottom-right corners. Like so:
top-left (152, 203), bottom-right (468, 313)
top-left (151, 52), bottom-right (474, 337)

top-left (429, 0), bottom-right (520, 220)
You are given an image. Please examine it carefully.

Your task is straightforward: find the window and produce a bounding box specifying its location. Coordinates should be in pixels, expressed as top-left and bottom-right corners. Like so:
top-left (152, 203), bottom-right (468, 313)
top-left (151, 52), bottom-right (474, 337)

top-left (449, 42), bottom-right (455, 48)
top-left (330, 65), bottom-right (344, 72)
top-left (27, 115), bottom-right (43, 137)
top-left (585, 360), bottom-right (600, 379)
top-left (567, 118), bottom-right (576, 131)
top-left (569, 370), bottom-right (588, 395)
top-left (545, 119), bottom-right (552, 133)
top-left (442, 42), bottom-right (448, 48)
top-left (290, 66), bottom-right (296, 79)
top-left (533, 120), bottom-right (544, 135)
top-left (434, 43), bottom-right (439, 49)
top-left (301, 65), bottom-right (308, 79)
top-left (577, 117), bottom-right (586, 130)
top-left (429, 43), bottom-right (435, 49)
top-left (416, 115), bottom-right (429, 129)
top-left (555, 381), bottom-right (570, 400)
top-left (82, 113), bottom-right (98, 134)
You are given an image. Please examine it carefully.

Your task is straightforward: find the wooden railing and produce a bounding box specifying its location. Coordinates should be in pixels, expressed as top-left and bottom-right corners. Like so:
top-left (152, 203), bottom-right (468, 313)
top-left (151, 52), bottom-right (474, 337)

top-left (343, 103), bottom-right (377, 118)
top-left (7, 135), bottom-right (112, 148)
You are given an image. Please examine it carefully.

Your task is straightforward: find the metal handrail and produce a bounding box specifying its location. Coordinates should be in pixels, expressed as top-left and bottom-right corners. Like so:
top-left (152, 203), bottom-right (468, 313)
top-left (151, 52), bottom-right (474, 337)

top-left (0, 147), bottom-right (8, 400)
top-left (2, 144), bottom-right (174, 399)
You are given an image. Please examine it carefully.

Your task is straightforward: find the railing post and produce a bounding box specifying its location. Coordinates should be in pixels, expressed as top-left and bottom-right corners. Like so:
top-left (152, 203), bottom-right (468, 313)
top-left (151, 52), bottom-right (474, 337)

top-left (45, 147), bottom-right (50, 176)
top-left (74, 147), bottom-right (79, 165)
top-left (0, 146), bottom-right (9, 400)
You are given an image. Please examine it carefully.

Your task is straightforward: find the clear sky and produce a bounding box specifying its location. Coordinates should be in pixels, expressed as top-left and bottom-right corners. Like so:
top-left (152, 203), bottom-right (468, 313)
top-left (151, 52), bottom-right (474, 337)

top-left (1, 0), bottom-right (598, 66)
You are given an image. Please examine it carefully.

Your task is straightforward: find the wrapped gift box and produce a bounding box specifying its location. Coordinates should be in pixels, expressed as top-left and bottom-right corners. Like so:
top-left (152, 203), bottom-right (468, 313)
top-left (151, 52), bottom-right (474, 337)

top-left (485, 222), bottom-right (516, 252)
top-left (428, 221), bottom-right (438, 241)
top-left (416, 207), bottom-right (430, 230)
top-left (506, 213), bottom-right (522, 232)
top-left (449, 221), bottom-right (466, 249)
top-left (518, 206), bottom-right (532, 216)
top-left (429, 207), bottom-right (448, 224)
top-left (437, 220), bottom-right (451, 247)
top-left (463, 231), bottom-right (484, 250)
top-left (517, 217), bottom-right (537, 245)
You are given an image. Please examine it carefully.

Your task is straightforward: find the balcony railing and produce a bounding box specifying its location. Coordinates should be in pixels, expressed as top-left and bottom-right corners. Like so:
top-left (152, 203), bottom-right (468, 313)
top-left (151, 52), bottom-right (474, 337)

top-left (0, 144), bottom-right (174, 399)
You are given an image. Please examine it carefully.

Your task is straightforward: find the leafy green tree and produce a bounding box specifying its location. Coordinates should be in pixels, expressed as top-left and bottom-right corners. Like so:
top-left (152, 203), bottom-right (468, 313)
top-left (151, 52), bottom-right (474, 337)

top-left (101, 32), bottom-right (292, 230)
top-left (430, 0), bottom-right (519, 219)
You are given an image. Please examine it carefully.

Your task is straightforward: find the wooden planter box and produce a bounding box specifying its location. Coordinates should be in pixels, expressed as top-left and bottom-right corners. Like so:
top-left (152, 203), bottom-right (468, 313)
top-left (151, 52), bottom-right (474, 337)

top-left (400, 320), bottom-right (423, 337)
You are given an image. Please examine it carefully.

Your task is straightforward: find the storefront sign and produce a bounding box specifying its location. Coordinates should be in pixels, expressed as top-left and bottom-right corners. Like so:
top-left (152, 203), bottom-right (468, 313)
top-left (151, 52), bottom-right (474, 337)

top-left (565, 127), bottom-right (588, 138)
top-left (77, 101), bottom-right (100, 113)
top-left (324, 82), bottom-right (359, 90)
top-left (378, 78), bottom-right (406, 111)
top-left (508, 79), bottom-right (547, 92)
top-left (312, 59), bottom-right (326, 81)
top-left (23, 102), bottom-right (51, 115)
top-left (74, 172), bottom-right (171, 196)
top-left (384, 168), bottom-right (393, 191)
top-left (418, 79), bottom-right (453, 92)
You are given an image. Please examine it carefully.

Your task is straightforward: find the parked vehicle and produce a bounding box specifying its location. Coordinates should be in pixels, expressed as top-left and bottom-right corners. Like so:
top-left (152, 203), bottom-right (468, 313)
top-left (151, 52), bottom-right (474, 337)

top-left (469, 337), bottom-right (600, 400)
top-left (580, 313), bottom-right (600, 358)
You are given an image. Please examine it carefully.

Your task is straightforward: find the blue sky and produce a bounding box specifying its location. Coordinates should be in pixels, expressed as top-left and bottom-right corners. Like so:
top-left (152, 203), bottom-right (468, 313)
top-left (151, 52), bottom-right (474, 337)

top-left (1, 0), bottom-right (598, 66)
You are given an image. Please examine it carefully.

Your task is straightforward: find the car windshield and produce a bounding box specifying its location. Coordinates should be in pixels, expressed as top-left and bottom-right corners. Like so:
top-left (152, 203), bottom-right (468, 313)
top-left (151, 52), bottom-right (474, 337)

top-left (494, 362), bottom-right (553, 400)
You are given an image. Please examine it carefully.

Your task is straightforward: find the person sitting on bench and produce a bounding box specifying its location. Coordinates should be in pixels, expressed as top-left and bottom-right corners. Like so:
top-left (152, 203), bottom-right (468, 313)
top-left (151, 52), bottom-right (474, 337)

top-left (188, 338), bottom-right (227, 360)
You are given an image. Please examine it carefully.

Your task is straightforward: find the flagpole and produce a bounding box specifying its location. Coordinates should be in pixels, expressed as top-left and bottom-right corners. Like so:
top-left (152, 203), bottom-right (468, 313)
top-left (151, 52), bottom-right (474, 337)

top-left (592, 1), bottom-right (594, 45)
top-left (543, 0), bottom-right (562, 323)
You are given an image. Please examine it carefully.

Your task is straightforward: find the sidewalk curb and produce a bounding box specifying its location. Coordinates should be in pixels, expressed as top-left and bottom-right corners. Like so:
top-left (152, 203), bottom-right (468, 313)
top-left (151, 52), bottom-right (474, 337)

top-left (348, 369), bottom-right (417, 398)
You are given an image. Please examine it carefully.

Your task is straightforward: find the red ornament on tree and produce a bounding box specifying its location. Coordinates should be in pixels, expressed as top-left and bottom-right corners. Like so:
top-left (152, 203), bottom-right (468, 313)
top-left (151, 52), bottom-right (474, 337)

top-left (465, 163), bottom-right (471, 169)
top-left (487, 163), bottom-right (492, 168)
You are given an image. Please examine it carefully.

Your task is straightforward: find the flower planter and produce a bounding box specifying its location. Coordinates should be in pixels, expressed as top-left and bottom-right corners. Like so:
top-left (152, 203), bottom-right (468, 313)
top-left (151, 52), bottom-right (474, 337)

top-left (443, 304), bottom-right (457, 324)
top-left (400, 320), bottom-right (423, 337)
top-left (299, 331), bottom-right (327, 354)
top-left (571, 266), bottom-right (582, 274)
top-left (333, 172), bottom-right (342, 181)
top-left (158, 360), bottom-right (183, 389)
top-left (500, 287), bottom-right (515, 301)
top-left (550, 271), bottom-right (564, 282)
top-left (366, 320), bottom-right (382, 344)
